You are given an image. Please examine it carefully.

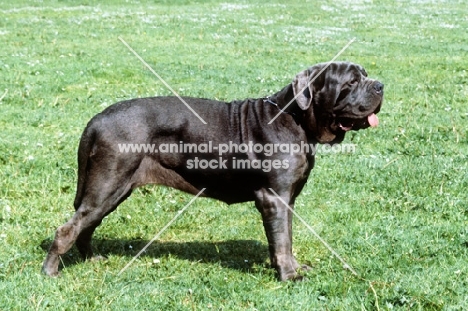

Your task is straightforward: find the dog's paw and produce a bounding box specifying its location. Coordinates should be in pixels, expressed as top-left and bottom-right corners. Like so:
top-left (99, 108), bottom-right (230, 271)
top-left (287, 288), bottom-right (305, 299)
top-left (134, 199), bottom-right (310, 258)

top-left (279, 271), bottom-right (309, 282)
top-left (298, 264), bottom-right (312, 272)
top-left (292, 274), bottom-right (308, 282)
top-left (41, 266), bottom-right (60, 277)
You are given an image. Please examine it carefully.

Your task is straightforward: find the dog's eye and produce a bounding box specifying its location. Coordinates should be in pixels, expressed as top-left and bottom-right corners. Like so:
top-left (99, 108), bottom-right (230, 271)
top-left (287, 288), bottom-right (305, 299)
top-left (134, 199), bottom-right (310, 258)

top-left (348, 78), bottom-right (359, 86)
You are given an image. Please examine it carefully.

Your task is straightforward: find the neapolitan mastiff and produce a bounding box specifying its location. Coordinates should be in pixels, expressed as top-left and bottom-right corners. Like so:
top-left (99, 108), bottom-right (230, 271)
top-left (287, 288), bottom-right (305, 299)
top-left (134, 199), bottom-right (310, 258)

top-left (42, 61), bottom-right (383, 281)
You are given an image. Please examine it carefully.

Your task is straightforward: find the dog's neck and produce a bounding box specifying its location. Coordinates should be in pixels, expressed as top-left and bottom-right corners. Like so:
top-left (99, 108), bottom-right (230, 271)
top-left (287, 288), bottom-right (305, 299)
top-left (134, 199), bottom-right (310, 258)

top-left (265, 84), bottom-right (304, 122)
top-left (265, 84), bottom-right (341, 145)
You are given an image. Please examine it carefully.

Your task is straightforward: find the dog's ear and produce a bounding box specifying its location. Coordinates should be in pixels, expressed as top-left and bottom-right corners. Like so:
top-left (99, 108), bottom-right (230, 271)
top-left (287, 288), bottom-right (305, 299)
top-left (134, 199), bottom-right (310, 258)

top-left (292, 69), bottom-right (313, 110)
top-left (297, 63), bottom-right (344, 144)
top-left (292, 65), bottom-right (326, 110)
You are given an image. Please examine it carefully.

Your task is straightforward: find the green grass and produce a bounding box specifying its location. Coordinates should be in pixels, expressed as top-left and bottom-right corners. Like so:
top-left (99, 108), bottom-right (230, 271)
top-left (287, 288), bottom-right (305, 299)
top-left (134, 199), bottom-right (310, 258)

top-left (1, 0), bottom-right (467, 309)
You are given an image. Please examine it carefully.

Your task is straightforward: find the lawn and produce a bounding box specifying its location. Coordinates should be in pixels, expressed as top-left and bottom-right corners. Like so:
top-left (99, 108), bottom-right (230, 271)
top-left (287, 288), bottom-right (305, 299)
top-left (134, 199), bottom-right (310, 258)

top-left (0, 0), bottom-right (467, 309)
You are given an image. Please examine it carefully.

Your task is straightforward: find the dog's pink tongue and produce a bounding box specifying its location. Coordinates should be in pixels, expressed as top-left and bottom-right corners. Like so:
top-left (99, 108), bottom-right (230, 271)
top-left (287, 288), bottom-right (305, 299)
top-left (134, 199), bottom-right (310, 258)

top-left (368, 113), bottom-right (379, 127)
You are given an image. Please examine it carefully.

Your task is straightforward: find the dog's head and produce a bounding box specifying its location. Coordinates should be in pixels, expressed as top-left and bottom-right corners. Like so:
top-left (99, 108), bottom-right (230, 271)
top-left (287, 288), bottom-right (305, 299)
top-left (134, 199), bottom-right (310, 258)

top-left (292, 61), bottom-right (383, 144)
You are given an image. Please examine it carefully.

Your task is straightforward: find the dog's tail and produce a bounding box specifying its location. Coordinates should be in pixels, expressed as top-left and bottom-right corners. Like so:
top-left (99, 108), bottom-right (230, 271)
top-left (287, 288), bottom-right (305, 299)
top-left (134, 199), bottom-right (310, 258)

top-left (73, 123), bottom-right (97, 210)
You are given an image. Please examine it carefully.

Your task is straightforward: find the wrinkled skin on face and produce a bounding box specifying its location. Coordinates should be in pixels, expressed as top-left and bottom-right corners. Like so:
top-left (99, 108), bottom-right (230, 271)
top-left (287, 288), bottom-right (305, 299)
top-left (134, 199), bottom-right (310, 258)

top-left (292, 61), bottom-right (384, 144)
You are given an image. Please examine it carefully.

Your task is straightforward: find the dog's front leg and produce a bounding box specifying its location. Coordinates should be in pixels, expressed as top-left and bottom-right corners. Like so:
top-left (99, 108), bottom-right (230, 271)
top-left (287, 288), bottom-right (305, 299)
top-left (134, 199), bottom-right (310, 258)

top-left (255, 189), bottom-right (302, 281)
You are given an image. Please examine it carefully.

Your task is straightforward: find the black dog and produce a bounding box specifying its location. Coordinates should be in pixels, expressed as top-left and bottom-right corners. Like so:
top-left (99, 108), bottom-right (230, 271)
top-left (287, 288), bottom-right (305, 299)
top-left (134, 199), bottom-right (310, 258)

top-left (42, 61), bottom-right (383, 281)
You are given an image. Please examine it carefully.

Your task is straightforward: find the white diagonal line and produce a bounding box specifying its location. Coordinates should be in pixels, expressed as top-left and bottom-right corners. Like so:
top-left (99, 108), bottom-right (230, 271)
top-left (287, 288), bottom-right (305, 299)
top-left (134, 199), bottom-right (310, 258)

top-left (0, 89), bottom-right (7, 102)
top-left (268, 188), bottom-right (358, 276)
top-left (118, 188), bottom-right (206, 275)
top-left (268, 37), bottom-right (356, 124)
top-left (118, 37), bottom-right (207, 124)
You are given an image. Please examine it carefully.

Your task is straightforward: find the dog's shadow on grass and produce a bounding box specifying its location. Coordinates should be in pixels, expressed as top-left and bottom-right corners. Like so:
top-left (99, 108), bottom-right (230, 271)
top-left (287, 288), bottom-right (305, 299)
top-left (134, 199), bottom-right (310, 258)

top-left (40, 238), bottom-right (269, 274)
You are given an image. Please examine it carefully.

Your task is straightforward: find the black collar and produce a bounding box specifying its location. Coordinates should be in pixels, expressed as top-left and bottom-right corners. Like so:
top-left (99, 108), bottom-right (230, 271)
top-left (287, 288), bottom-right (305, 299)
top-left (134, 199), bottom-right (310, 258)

top-left (263, 98), bottom-right (297, 117)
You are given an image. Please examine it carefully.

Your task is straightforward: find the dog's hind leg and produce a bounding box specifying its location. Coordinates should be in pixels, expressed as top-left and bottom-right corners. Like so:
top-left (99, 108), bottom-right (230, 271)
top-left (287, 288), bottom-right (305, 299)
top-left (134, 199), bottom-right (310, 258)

top-left (74, 187), bottom-right (132, 260)
top-left (42, 156), bottom-right (139, 277)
